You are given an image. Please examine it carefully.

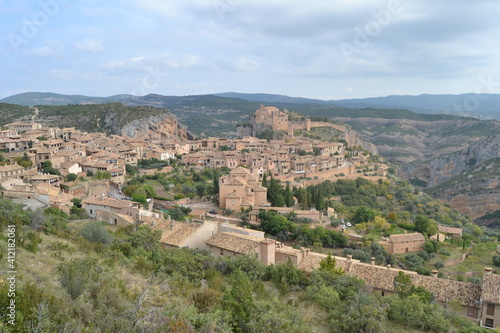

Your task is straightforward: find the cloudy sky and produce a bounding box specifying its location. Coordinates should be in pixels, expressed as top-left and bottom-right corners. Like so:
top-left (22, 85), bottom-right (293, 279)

top-left (1, 0), bottom-right (500, 100)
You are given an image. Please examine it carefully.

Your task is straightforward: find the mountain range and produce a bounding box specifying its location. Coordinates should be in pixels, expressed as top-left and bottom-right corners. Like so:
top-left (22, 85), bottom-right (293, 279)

top-left (3, 91), bottom-right (500, 119)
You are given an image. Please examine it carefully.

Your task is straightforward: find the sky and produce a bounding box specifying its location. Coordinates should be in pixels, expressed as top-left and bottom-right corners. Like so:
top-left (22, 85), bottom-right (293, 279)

top-left (1, 0), bottom-right (500, 100)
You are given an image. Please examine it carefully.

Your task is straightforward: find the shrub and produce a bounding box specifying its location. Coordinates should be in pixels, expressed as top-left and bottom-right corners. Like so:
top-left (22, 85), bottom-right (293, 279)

top-left (438, 248), bottom-right (451, 256)
top-left (79, 222), bottom-right (113, 245)
top-left (434, 260), bottom-right (444, 269)
top-left (493, 255), bottom-right (500, 267)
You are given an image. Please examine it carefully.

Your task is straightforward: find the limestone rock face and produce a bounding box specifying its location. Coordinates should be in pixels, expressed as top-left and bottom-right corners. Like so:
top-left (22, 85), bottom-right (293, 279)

top-left (436, 178), bottom-right (500, 218)
top-left (401, 135), bottom-right (500, 218)
top-left (106, 113), bottom-right (192, 141)
top-left (402, 135), bottom-right (500, 187)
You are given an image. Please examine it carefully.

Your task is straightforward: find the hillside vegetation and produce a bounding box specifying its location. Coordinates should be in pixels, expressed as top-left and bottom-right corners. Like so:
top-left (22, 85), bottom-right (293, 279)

top-left (0, 197), bottom-right (490, 333)
top-left (0, 103), bottom-right (34, 127)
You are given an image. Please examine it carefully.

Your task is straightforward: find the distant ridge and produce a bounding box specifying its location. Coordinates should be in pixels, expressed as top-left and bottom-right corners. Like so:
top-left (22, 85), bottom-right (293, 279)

top-left (2, 91), bottom-right (500, 119)
top-left (214, 92), bottom-right (334, 105)
top-left (215, 92), bottom-right (500, 119)
top-left (0, 92), bottom-right (132, 106)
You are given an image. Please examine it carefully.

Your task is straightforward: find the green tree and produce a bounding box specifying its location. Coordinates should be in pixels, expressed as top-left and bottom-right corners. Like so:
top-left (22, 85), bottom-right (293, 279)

top-left (66, 173), bottom-right (77, 182)
top-left (414, 215), bottom-right (430, 234)
top-left (493, 255), bottom-right (500, 267)
top-left (131, 193), bottom-right (148, 207)
top-left (394, 271), bottom-right (413, 299)
top-left (258, 210), bottom-right (295, 239)
top-left (14, 152), bottom-right (33, 168)
top-left (352, 206), bottom-right (375, 224)
top-left (213, 171), bottom-right (219, 195)
top-left (388, 295), bottom-right (450, 332)
top-left (423, 240), bottom-right (438, 254)
top-left (223, 270), bottom-right (255, 332)
top-left (41, 161), bottom-right (61, 175)
top-left (318, 253), bottom-right (344, 275)
top-left (386, 211), bottom-right (398, 223)
top-left (284, 182), bottom-right (294, 207)
top-left (330, 293), bottom-right (386, 333)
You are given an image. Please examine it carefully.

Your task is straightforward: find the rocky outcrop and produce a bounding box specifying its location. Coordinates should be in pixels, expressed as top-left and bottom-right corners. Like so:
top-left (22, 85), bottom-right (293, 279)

top-left (117, 114), bottom-right (192, 141)
top-left (401, 135), bottom-right (500, 187)
top-left (401, 136), bottom-right (500, 218)
top-left (331, 117), bottom-right (500, 164)
top-left (432, 177), bottom-right (500, 218)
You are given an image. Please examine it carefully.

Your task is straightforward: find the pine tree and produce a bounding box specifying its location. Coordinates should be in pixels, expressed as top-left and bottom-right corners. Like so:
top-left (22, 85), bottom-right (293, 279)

top-left (213, 171), bottom-right (219, 195)
top-left (284, 182), bottom-right (294, 207)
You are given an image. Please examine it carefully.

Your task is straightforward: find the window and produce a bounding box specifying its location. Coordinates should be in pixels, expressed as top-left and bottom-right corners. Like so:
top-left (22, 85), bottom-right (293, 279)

top-left (487, 304), bottom-right (495, 316)
top-left (220, 249), bottom-right (223, 256)
top-left (467, 308), bottom-right (475, 317)
top-left (485, 318), bottom-right (494, 328)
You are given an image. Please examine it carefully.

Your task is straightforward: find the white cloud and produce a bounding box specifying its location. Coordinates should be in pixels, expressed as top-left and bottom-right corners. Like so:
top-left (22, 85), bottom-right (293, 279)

top-left (74, 39), bottom-right (103, 53)
top-left (25, 40), bottom-right (64, 57)
top-left (101, 54), bottom-right (212, 73)
top-left (233, 57), bottom-right (259, 71)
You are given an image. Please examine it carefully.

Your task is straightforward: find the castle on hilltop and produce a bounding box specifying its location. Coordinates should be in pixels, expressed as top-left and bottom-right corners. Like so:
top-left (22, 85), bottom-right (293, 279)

top-left (238, 105), bottom-right (361, 149)
top-left (249, 105), bottom-right (289, 136)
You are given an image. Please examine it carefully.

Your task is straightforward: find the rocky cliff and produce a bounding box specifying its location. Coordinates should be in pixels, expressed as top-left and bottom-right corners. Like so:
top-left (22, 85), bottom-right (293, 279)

top-left (402, 136), bottom-right (500, 187)
top-left (114, 114), bottom-right (191, 141)
top-left (34, 103), bottom-right (192, 141)
top-left (402, 137), bottom-right (500, 218)
top-left (330, 117), bottom-right (500, 164)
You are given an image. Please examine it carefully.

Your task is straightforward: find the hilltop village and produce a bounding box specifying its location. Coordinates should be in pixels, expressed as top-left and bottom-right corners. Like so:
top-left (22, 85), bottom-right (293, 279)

top-left (1, 105), bottom-right (499, 329)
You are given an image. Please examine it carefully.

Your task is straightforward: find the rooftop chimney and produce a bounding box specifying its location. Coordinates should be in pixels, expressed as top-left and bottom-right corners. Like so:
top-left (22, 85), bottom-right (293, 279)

top-left (371, 257), bottom-right (375, 265)
top-left (432, 270), bottom-right (438, 278)
top-left (485, 267), bottom-right (493, 275)
top-left (386, 264), bottom-right (391, 269)
top-left (347, 254), bottom-right (352, 262)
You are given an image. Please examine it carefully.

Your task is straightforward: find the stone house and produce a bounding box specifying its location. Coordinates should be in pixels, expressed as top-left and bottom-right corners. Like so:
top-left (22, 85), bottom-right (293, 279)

top-left (205, 231), bottom-right (276, 265)
top-left (388, 232), bottom-right (426, 254)
top-left (438, 225), bottom-right (463, 239)
top-left (82, 196), bottom-right (140, 220)
top-left (143, 218), bottom-right (220, 249)
top-left (0, 164), bottom-right (26, 180)
top-left (5, 122), bottom-right (42, 132)
top-left (218, 167), bottom-right (268, 211)
top-left (480, 268), bottom-right (500, 329)
top-left (29, 174), bottom-right (62, 188)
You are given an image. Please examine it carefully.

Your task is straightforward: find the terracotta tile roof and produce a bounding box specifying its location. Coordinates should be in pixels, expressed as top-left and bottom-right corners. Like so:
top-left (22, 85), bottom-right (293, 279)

top-left (225, 192), bottom-right (242, 199)
top-left (30, 174), bottom-right (61, 180)
top-left (275, 246), bottom-right (301, 256)
top-left (295, 251), bottom-right (482, 308)
top-left (438, 226), bottom-right (463, 235)
top-left (0, 164), bottom-right (25, 172)
top-left (226, 177), bottom-right (245, 185)
top-left (350, 262), bottom-right (406, 290)
top-left (144, 218), bottom-right (201, 247)
top-left (481, 273), bottom-right (500, 304)
top-left (230, 166), bottom-right (250, 175)
top-left (296, 253), bottom-right (353, 273)
top-left (205, 232), bottom-right (263, 254)
top-left (347, 262), bottom-right (481, 307)
top-left (413, 274), bottom-right (481, 308)
top-left (389, 232), bottom-right (425, 243)
top-left (82, 196), bottom-right (137, 209)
